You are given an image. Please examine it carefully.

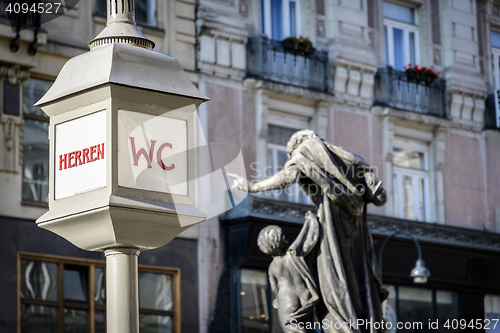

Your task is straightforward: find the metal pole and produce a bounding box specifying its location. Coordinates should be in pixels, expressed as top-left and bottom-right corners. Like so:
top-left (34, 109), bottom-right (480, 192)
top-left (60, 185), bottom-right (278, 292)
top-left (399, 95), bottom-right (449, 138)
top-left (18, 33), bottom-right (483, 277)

top-left (105, 248), bottom-right (140, 333)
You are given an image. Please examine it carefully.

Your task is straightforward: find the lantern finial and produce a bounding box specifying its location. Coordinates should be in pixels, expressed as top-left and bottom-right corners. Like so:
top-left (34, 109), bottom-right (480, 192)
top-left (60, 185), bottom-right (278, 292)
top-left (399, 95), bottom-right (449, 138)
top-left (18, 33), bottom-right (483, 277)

top-left (89, 0), bottom-right (154, 50)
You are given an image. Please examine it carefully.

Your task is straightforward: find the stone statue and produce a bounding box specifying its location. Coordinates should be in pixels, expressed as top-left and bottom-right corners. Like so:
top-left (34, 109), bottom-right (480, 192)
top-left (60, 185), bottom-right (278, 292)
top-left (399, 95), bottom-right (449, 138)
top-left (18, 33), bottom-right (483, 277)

top-left (257, 211), bottom-right (320, 332)
top-left (234, 130), bottom-right (387, 333)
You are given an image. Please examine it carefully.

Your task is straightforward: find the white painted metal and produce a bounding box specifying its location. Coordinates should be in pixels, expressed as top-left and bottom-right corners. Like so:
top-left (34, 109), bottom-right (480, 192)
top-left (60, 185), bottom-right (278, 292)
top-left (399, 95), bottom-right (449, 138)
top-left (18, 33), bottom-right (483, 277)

top-left (105, 248), bottom-right (140, 333)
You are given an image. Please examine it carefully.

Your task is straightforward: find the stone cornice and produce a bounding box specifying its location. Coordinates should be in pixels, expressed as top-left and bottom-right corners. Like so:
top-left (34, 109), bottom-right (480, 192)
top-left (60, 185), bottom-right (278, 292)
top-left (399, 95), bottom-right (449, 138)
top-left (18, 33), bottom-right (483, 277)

top-left (226, 196), bottom-right (500, 253)
top-left (368, 215), bottom-right (500, 252)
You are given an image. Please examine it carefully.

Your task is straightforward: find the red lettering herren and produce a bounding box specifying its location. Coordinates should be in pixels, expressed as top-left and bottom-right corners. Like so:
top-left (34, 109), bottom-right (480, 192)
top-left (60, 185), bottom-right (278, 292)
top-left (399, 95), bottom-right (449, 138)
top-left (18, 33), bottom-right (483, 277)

top-left (59, 153), bottom-right (67, 170)
top-left (58, 143), bottom-right (105, 170)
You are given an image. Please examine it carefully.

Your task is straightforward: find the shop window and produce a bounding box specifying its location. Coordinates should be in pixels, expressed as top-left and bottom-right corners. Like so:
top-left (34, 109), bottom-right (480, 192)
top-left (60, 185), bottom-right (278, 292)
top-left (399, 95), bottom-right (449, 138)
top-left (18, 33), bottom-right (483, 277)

top-left (139, 272), bottom-right (175, 332)
top-left (266, 124), bottom-right (310, 204)
top-left (22, 77), bottom-right (52, 204)
top-left (384, 1), bottom-right (419, 71)
top-left (19, 253), bottom-right (179, 333)
top-left (383, 285), bottom-right (483, 333)
top-left (239, 269), bottom-right (280, 333)
top-left (96, 0), bottom-right (156, 26)
top-left (392, 138), bottom-right (430, 222)
top-left (261, 0), bottom-right (301, 40)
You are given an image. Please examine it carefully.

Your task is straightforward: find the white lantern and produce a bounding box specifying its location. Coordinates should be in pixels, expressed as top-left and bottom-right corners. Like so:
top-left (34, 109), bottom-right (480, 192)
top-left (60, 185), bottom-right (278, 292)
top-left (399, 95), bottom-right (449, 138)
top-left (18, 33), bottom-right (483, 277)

top-left (35, 0), bottom-right (209, 252)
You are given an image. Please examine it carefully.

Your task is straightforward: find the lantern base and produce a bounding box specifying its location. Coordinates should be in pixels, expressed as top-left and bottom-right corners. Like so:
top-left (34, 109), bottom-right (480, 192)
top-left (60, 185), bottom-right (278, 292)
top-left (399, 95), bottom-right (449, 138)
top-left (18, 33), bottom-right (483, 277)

top-left (36, 195), bottom-right (206, 251)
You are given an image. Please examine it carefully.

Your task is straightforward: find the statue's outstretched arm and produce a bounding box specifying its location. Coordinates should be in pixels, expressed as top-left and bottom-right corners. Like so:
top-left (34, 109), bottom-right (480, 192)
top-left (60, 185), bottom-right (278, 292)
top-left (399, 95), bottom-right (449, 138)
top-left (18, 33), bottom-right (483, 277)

top-left (247, 167), bottom-right (300, 193)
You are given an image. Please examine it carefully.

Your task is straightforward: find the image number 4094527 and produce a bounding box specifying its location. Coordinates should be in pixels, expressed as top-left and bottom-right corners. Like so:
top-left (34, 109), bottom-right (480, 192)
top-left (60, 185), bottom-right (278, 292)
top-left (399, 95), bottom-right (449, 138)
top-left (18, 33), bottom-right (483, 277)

top-left (1, 0), bottom-right (80, 32)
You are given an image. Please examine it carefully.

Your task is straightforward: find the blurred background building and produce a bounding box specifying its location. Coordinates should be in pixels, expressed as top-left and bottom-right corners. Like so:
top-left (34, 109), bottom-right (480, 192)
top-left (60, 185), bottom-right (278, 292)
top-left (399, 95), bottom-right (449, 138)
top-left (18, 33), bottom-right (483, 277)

top-left (1, 0), bottom-right (500, 332)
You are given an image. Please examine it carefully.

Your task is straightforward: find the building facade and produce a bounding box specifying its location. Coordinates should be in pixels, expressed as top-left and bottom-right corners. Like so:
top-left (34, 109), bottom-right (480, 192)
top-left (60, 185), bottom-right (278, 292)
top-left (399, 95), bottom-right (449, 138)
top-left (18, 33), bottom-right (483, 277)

top-left (195, 0), bottom-right (500, 332)
top-left (1, 0), bottom-right (500, 333)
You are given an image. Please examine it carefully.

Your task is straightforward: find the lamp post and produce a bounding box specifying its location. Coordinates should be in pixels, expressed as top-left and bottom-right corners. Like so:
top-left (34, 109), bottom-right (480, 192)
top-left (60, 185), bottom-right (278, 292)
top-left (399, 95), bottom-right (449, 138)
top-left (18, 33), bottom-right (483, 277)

top-left (35, 1), bottom-right (208, 332)
top-left (378, 231), bottom-right (431, 284)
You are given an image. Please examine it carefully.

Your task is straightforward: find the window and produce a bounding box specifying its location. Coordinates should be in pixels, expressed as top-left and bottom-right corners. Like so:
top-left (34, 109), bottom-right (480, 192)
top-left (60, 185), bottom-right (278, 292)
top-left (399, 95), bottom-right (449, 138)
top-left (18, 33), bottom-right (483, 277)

top-left (266, 124), bottom-right (309, 204)
top-left (22, 77), bottom-right (52, 204)
top-left (261, 0), bottom-right (301, 40)
top-left (392, 139), bottom-right (430, 222)
top-left (491, 30), bottom-right (500, 128)
top-left (3, 81), bottom-right (20, 116)
top-left (19, 253), bottom-right (179, 333)
top-left (96, 0), bottom-right (156, 26)
top-left (383, 285), bottom-right (483, 333)
top-left (139, 271), bottom-right (175, 332)
top-left (239, 269), bottom-right (280, 333)
top-left (135, 0), bottom-right (156, 26)
top-left (384, 1), bottom-right (419, 71)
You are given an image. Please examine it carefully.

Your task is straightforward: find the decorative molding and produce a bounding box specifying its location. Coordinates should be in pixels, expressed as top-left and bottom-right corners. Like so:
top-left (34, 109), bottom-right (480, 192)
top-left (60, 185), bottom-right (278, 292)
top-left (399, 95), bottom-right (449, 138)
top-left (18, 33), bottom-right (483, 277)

top-left (332, 60), bottom-right (377, 109)
top-left (0, 65), bottom-right (30, 85)
top-left (0, 115), bottom-right (23, 173)
top-left (368, 215), bottom-right (500, 252)
top-left (198, 27), bottom-right (247, 80)
top-left (245, 79), bottom-right (334, 103)
top-left (317, 20), bottom-right (326, 38)
top-left (449, 91), bottom-right (486, 128)
top-left (249, 196), bottom-right (313, 222)
top-left (233, 196), bottom-right (500, 252)
top-left (239, 0), bottom-right (249, 17)
top-left (434, 47), bottom-right (442, 66)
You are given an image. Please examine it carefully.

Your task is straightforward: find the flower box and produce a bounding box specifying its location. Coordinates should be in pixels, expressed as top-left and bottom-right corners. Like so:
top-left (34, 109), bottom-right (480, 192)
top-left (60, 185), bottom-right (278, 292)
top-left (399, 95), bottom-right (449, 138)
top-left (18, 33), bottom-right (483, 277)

top-left (282, 36), bottom-right (316, 55)
top-left (404, 64), bottom-right (440, 85)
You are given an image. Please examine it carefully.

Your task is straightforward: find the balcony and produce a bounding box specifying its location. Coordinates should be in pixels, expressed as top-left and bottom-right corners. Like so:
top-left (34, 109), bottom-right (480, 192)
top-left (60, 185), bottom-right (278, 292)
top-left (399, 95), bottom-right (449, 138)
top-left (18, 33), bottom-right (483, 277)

top-left (374, 67), bottom-right (447, 118)
top-left (246, 36), bottom-right (329, 92)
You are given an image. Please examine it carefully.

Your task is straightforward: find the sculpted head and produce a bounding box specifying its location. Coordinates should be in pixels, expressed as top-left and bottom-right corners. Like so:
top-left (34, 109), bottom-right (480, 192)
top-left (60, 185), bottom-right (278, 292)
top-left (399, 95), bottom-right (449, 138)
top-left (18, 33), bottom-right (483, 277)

top-left (287, 129), bottom-right (320, 158)
top-left (257, 225), bottom-right (287, 256)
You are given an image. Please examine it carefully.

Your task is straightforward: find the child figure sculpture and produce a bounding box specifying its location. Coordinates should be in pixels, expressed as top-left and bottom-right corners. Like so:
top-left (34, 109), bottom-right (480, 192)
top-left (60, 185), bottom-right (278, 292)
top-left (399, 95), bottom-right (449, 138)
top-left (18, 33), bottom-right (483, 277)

top-left (257, 211), bottom-right (320, 332)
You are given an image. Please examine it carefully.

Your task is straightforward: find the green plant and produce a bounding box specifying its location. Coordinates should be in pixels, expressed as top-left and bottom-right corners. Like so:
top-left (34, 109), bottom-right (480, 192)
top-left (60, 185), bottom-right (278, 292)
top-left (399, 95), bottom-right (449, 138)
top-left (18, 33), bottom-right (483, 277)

top-left (282, 36), bottom-right (313, 48)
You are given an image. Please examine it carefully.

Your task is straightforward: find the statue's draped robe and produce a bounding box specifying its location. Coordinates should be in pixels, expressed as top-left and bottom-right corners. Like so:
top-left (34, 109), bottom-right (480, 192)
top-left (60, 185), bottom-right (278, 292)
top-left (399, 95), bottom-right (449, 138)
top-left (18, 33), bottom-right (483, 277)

top-left (285, 138), bottom-right (386, 333)
top-left (284, 212), bottom-right (320, 327)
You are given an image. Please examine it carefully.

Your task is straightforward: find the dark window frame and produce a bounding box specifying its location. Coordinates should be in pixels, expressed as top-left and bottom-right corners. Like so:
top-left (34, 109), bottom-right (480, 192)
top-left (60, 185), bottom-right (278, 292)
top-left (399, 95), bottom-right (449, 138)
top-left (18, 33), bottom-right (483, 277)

top-left (21, 74), bottom-right (54, 207)
top-left (18, 252), bottom-right (181, 333)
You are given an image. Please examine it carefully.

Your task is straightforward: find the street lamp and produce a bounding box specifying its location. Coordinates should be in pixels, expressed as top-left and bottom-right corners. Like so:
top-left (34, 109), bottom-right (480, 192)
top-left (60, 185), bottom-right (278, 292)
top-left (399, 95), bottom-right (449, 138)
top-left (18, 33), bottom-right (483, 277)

top-left (35, 1), bottom-right (209, 332)
top-left (378, 231), bottom-right (431, 284)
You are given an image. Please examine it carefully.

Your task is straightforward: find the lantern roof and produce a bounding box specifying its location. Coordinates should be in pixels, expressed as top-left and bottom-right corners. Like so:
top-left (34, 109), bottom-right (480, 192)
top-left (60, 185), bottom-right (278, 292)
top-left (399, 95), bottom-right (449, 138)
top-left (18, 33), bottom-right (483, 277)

top-left (36, 42), bottom-right (208, 106)
top-left (36, 0), bottom-right (207, 107)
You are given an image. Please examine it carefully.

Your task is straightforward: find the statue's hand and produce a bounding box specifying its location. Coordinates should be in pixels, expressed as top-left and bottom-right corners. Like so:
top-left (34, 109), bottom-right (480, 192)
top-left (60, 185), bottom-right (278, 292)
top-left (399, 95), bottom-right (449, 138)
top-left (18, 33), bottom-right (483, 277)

top-left (230, 175), bottom-right (249, 192)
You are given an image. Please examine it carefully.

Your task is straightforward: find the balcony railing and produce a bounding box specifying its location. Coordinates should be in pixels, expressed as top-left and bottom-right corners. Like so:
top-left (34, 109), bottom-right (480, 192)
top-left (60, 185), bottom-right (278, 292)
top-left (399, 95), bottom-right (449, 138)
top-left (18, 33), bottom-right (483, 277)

top-left (246, 36), bottom-right (329, 92)
top-left (374, 67), bottom-right (447, 118)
